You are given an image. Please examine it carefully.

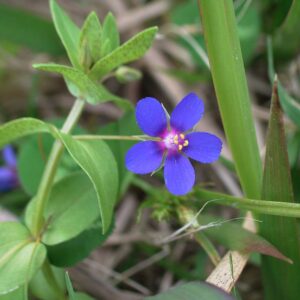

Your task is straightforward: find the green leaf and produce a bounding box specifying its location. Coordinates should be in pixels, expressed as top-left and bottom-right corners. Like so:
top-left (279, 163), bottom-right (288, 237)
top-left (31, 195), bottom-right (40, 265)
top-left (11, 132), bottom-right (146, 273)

top-left (56, 133), bottom-right (118, 233)
top-left (199, 214), bottom-right (291, 263)
top-left (34, 63), bottom-right (130, 107)
top-left (30, 266), bottom-right (66, 300)
top-left (100, 12), bottom-right (119, 57)
top-left (267, 38), bottom-right (300, 128)
top-left (198, 0), bottom-right (262, 198)
top-left (79, 12), bottom-right (102, 67)
top-left (0, 222), bottom-right (46, 294)
top-left (18, 135), bottom-right (52, 196)
top-left (17, 119), bottom-right (83, 196)
top-left (0, 286), bottom-right (26, 300)
top-left (50, 0), bottom-right (80, 68)
top-left (89, 27), bottom-right (158, 80)
top-left (259, 80), bottom-right (300, 299)
top-left (145, 281), bottom-right (234, 300)
top-left (273, 0), bottom-right (300, 58)
top-left (48, 219), bottom-right (113, 267)
top-left (0, 4), bottom-right (64, 55)
top-left (0, 118), bottom-right (118, 233)
top-left (0, 118), bottom-right (50, 149)
top-left (99, 112), bottom-right (141, 196)
top-left (25, 172), bottom-right (100, 245)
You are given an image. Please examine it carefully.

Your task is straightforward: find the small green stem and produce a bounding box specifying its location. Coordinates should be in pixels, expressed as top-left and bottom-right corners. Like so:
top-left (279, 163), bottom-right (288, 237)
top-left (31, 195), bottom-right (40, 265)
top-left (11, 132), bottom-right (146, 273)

top-left (42, 259), bottom-right (66, 300)
top-left (32, 98), bottom-right (85, 237)
top-left (75, 134), bottom-right (161, 141)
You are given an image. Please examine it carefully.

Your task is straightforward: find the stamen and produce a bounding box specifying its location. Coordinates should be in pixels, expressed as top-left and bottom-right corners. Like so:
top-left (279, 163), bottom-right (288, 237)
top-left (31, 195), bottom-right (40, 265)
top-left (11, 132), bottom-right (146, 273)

top-left (180, 133), bottom-right (185, 140)
top-left (183, 140), bottom-right (189, 147)
top-left (178, 145), bottom-right (183, 151)
top-left (173, 134), bottom-right (179, 144)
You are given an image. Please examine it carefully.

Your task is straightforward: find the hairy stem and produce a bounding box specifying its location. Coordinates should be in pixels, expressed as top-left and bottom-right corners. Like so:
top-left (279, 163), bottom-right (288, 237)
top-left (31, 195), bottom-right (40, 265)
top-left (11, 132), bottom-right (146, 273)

top-left (75, 135), bottom-right (161, 141)
top-left (32, 98), bottom-right (85, 237)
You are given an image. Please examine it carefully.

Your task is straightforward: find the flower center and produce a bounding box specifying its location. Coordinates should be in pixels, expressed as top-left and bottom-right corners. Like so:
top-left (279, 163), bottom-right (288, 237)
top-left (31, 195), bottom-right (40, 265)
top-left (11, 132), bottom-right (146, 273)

top-left (163, 132), bottom-right (189, 152)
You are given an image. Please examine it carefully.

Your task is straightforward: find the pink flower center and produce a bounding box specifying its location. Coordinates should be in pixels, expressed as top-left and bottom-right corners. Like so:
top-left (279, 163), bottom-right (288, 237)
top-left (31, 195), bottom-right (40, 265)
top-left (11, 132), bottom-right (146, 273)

top-left (160, 130), bottom-right (189, 153)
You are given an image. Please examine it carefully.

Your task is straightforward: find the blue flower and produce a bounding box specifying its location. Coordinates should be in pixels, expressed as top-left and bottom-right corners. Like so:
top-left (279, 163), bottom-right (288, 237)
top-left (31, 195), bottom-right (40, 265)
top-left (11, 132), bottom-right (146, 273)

top-left (125, 93), bottom-right (222, 195)
top-left (0, 146), bottom-right (18, 192)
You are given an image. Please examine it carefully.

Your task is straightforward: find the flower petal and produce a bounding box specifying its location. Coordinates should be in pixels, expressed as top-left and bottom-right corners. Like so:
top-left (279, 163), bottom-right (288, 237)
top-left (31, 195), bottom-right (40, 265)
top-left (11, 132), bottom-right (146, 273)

top-left (136, 97), bottom-right (167, 136)
top-left (125, 141), bottom-right (164, 174)
top-left (2, 146), bottom-right (16, 167)
top-left (164, 154), bottom-right (195, 195)
top-left (0, 167), bottom-right (16, 192)
top-left (183, 132), bottom-right (222, 163)
top-left (170, 93), bottom-right (204, 132)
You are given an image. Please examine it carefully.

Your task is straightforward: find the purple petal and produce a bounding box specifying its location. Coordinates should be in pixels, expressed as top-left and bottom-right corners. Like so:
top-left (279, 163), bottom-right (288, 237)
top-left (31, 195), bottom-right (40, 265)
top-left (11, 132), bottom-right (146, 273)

top-left (170, 93), bottom-right (204, 132)
top-left (136, 97), bottom-right (167, 137)
top-left (183, 132), bottom-right (222, 163)
top-left (164, 154), bottom-right (195, 195)
top-left (0, 167), bottom-right (17, 192)
top-left (2, 146), bottom-right (17, 167)
top-left (125, 141), bottom-right (164, 174)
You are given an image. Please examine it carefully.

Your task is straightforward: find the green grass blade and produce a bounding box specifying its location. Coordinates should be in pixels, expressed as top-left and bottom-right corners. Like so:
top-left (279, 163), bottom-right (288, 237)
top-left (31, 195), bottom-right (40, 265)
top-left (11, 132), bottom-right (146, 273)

top-left (198, 0), bottom-right (262, 198)
top-left (259, 80), bottom-right (300, 300)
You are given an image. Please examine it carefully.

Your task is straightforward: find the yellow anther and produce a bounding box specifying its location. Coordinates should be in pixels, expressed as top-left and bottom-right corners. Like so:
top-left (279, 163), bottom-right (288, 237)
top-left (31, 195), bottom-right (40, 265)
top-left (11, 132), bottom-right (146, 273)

top-left (174, 134), bottom-right (178, 141)
top-left (180, 134), bottom-right (185, 139)
top-left (178, 144), bottom-right (183, 151)
top-left (174, 140), bottom-right (179, 145)
top-left (183, 140), bottom-right (189, 147)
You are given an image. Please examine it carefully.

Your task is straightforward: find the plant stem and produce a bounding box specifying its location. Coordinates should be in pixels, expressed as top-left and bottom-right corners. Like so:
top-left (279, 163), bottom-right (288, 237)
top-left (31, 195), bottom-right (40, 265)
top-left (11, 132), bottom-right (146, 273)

top-left (42, 259), bottom-right (66, 300)
top-left (75, 134), bottom-right (161, 141)
top-left (32, 98), bottom-right (85, 237)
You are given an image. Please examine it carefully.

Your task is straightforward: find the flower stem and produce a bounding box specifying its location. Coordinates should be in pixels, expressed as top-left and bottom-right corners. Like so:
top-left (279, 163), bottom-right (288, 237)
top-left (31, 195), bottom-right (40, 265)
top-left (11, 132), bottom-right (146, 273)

top-left (75, 135), bottom-right (161, 142)
top-left (32, 98), bottom-right (85, 237)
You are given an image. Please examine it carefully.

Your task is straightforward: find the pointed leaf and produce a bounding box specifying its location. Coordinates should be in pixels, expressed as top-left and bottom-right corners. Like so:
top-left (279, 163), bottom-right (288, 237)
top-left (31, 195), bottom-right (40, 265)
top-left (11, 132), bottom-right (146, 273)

top-left (89, 27), bottom-right (158, 80)
top-left (56, 133), bottom-right (118, 233)
top-left (259, 80), bottom-right (300, 300)
top-left (79, 11), bottom-right (102, 65)
top-left (34, 63), bottom-right (131, 107)
top-left (0, 118), bottom-right (118, 233)
top-left (101, 12), bottom-right (119, 57)
top-left (199, 214), bottom-right (291, 263)
top-left (0, 118), bottom-right (50, 148)
top-left (50, 0), bottom-right (80, 68)
top-left (145, 282), bottom-right (234, 300)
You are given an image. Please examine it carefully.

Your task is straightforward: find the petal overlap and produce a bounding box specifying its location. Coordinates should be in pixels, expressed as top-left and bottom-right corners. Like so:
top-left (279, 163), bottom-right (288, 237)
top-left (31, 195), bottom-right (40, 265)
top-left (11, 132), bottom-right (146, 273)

top-left (125, 141), bottom-right (164, 174)
top-left (170, 93), bottom-right (204, 132)
top-left (183, 132), bottom-right (222, 163)
top-left (164, 154), bottom-right (195, 195)
top-left (136, 97), bottom-right (167, 136)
